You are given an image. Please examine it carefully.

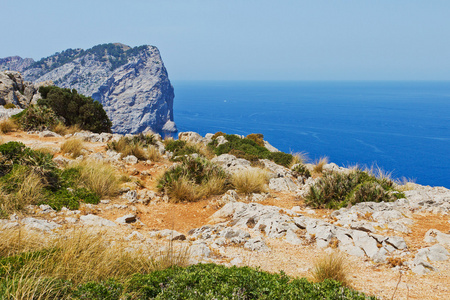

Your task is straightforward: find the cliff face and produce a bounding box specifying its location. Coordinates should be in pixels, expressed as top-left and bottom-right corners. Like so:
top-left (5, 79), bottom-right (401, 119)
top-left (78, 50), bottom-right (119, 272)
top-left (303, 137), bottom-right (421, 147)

top-left (0, 43), bottom-right (176, 134)
top-left (0, 71), bottom-right (52, 108)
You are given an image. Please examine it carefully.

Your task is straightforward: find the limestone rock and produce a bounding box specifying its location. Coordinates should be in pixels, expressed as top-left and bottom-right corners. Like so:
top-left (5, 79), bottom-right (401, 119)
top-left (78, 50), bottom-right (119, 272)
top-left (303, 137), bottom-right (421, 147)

top-left (79, 214), bottom-right (117, 227)
top-left (3, 43), bottom-right (176, 134)
top-left (21, 217), bottom-right (61, 231)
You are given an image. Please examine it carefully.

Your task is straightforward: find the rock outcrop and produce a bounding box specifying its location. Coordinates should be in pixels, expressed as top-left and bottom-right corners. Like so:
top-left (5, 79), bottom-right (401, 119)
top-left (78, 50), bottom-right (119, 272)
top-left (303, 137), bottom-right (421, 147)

top-left (0, 71), bottom-right (51, 108)
top-left (0, 43), bottom-right (176, 134)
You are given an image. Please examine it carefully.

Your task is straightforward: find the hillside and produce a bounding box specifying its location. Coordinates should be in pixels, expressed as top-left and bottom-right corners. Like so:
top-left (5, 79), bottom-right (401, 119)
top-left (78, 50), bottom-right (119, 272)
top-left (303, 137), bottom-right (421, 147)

top-left (0, 43), bottom-right (176, 134)
top-left (0, 126), bottom-right (449, 299)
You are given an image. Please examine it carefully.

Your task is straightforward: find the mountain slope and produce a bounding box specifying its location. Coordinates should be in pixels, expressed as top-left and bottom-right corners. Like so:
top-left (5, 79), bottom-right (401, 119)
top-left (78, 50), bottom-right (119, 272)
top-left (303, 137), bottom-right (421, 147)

top-left (1, 43), bottom-right (176, 134)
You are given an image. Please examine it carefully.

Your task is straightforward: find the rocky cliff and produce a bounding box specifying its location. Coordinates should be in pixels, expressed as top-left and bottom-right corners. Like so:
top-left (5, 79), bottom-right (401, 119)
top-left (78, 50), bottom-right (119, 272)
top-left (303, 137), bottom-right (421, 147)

top-left (0, 43), bottom-right (176, 134)
top-left (0, 71), bottom-right (52, 108)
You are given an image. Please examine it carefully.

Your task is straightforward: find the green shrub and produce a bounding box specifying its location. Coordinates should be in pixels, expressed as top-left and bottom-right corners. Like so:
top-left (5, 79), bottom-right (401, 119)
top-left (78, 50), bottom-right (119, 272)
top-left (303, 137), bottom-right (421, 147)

top-left (246, 133), bottom-right (265, 147)
top-left (73, 264), bottom-right (376, 299)
top-left (12, 105), bottom-right (61, 132)
top-left (37, 86), bottom-right (111, 133)
top-left (305, 170), bottom-right (405, 209)
top-left (3, 103), bottom-right (16, 109)
top-left (292, 163), bottom-right (311, 178)
top-left (209, 134), bottom-right (294, 168)
top-left (268, 151), bottom-right (294, 167)
top-left (0, 143), bottom-right (101, 214)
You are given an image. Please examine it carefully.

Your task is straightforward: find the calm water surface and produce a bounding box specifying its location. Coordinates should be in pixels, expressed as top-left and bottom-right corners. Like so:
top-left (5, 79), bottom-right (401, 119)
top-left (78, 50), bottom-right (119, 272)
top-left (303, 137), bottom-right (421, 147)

top-left (172, 81), bottom-right (450, 188)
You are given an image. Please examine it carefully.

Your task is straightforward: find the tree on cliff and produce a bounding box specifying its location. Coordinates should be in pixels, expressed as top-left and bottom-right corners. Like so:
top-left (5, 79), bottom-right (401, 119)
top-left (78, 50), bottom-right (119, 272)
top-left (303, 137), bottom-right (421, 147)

top-left (38, 86), bottom-right (112, 133)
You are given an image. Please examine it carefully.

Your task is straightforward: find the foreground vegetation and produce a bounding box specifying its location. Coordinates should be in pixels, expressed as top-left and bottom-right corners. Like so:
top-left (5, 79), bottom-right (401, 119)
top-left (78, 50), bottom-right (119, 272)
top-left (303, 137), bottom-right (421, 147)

top-left (0, 230), bottom-right (375, 300)
top-left (305, 168), bottom-right (405, 209)
top-left (0, 141), bottom-right (118, 217)
top-left (12, 86), bottom-right (111, 133)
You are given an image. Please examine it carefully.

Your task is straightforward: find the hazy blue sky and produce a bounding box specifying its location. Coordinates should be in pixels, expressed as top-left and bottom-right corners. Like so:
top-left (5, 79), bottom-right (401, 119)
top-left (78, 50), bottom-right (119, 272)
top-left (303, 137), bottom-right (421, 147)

top-left (1, 0), bottom-right (450, 80)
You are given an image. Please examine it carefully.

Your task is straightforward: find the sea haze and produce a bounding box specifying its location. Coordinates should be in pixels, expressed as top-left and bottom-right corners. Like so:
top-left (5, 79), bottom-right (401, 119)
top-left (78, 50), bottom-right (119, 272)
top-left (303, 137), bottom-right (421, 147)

top-left (172, 81), bottom-right (450, 188)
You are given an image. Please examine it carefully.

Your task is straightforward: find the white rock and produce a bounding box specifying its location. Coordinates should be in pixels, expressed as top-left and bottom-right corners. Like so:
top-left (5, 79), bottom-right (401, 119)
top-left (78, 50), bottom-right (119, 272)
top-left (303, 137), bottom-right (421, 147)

top-left (22, 217), bottom-right (61, 231)
top-left (123, 155), bottom-right (138, 164)
top-left (79, 214), bottom-right (117, 227)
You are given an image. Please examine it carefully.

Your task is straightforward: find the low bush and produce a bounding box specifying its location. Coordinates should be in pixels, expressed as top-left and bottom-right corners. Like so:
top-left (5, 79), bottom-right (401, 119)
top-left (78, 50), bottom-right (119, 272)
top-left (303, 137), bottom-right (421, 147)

top-left (209, 133), bottom-right (294, 168)
top-left (231, 169), bottom-right (269, 194)
top-left (246, 133), bottom-right (264, 147)
top-left (164, 139), bottom-right (212, 159)
top-left (38, 86), bottom-right (112, 133)
top-left (292, 163), bottom-right (311, 178)
top-left (305, 169), bottom-right (405, 209)
top-left (3, 103), bottom-right (16, 109)
top-left (12, 105), bottom-right (61, 132)
top-left (158, 157), bottom-right (229, 202)
top-left (73, 264), bottom-right (375, 299)
top-left (0, 142), bottom-right (106, 214)
top-left (0, 118), bottom-right (17, 133)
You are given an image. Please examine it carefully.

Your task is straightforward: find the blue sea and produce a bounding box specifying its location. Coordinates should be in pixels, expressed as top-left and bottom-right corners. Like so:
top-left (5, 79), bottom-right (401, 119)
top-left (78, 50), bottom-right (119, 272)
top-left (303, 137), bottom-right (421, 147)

top-left (172, 81), bottom-right (450, 188)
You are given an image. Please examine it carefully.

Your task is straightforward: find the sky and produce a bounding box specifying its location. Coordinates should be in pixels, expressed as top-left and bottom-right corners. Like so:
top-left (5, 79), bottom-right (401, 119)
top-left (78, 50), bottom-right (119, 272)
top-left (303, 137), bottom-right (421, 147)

top-left (1, 0), bottom-right (450, 80)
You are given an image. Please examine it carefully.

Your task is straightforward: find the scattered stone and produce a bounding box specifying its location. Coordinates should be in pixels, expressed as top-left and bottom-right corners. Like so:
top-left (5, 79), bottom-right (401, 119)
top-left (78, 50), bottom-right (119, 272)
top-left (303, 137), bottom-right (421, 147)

top-left (22, 217), bottom-right (61, 231)
top-left (39, 130), bottom-right (61, 138)
top-left (424, 229), bottom-right (450, 246)
top-left (115, 214), bottom-right (137, 224)
top-left (79, 214), bottom-right (117, 227)
top-left (149, 229), bottom-right (186, 241)
top-left (416, 244), bottom-right (449, 262)
top-left (123, 155), bottom-right (138, 164)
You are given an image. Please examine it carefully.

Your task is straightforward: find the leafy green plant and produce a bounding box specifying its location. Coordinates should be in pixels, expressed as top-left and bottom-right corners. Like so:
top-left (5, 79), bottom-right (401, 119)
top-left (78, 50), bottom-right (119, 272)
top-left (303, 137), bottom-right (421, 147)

top-left (12, 105), bottom-right (61, 132)
top-left (37, 86), bottom-right (111, 133)
top-left (292, 163), bottom-right (311, 178)
top-left (3, 103), bottom-right (16, 109)
top-left (305, 170), bottom-right (405, 209)
top-left (209, 133), bottom-right (294, 168)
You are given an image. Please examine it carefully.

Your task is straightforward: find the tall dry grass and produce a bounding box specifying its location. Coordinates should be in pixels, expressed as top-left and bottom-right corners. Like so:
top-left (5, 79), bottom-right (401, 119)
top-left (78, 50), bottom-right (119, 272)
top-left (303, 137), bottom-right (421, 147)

top-left (231, 168), bottom-right (269, 194)
top-left (290, 151), bottom-right (309, 167)
top-left (51, 123), bottom-right (68, 136)
top-left (146, 145), bottom-right (162, 162)
top-left (0, 167), bottom-right (46, 215)
top-left (74, 160), bottom-right (120, 198)
top-left (0, 228), bottom-right (189, 298)
top-left (311, 251), bottom-right (351, 287)
top-left (0, 118), bottom-right (18, 133)
top-left (313, 156), bottom-right (329, 174)
top-left (60, 138), bottom-right (84, 158)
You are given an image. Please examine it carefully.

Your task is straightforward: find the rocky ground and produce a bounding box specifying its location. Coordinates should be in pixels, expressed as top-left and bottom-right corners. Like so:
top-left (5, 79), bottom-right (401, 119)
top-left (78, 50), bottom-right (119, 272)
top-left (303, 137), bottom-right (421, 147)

top-left (1, 130), bottom-right (449, 300)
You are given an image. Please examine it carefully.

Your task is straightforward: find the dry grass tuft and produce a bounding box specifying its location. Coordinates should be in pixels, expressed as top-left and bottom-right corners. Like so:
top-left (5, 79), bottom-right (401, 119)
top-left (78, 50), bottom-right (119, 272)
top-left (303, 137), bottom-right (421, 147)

top-left (60, 138), bottom-right (84, 158)
top-left (66, 124), bottom-right (82, 135)
top-left (313, 156), bottom-right (329, 174)
top-left (0, 228), bottom-right (189, 297)
top-left (51, 123), bottom-right (68, 135)
top-left (0, 167), bottom-right (46, 215)
top-left (290, 151), bottom-right (309, 167)
top-left (146, 145), bottom-right (162, 162)
top-left (311, 251), bottom-right (350, 286)
top-left (0, 118), bottom-right (18, 134)
top-left (231, 168), bottom-right (269, 194)
top-left (0, 227), bottom-right (49, 257)
top-left (74, 160), bottom-right (120, 198)
top-left (396, 177), bottom-right (417, 192)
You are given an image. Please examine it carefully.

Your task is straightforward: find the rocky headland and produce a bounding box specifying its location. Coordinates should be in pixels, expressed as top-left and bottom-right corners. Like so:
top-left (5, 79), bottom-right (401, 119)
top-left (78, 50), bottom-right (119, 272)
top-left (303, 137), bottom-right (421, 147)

top-left (0, 128), bottom-right (449, 299)
top-left (0, 43), bottom-right (176, 134)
